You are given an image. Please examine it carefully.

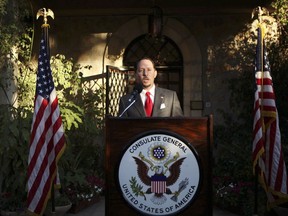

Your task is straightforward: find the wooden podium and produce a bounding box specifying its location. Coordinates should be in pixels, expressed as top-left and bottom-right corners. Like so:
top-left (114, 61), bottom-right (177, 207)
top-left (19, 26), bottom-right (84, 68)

top-left (105, 116), bottom-right (213, 216)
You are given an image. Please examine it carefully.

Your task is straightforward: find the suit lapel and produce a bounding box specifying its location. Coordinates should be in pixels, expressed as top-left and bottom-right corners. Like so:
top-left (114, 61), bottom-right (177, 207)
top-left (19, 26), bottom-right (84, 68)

top-left (134, 95), bottom-right (146, 117)
top-left (152, 87), bottom-right (164, 117)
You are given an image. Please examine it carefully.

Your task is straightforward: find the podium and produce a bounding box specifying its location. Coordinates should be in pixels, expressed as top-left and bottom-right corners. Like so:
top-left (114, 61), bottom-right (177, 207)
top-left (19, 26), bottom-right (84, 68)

top-left (105, 116), bottom-right (213, 216)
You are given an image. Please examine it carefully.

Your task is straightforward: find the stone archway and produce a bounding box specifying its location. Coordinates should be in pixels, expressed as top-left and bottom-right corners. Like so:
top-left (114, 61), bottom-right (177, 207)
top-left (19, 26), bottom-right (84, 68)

top-left (107, 16), bottom-right (202, 117)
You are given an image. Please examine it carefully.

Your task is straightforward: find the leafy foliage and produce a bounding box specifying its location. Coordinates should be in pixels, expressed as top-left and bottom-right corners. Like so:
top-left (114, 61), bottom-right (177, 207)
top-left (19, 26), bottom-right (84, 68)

top-left (212, 1), bottom-right (288, 215)
top-left (0, 0), bottom-right (33, 211)
top-left (130, 177), bottom-right (146, 200)
top-left (0, 0), bottom-right (32, 69)
top-left (0, 1), bottom-right (105, 211)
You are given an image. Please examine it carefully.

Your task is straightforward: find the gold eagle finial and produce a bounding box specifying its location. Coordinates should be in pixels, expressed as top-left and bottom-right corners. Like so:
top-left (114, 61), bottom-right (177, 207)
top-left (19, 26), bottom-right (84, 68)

top-left (36, 8), bottom-right (54, 28)
top-left (251, 6), bottom-right (270, 24)
top-left (251, 6), bottom-right (277, 39)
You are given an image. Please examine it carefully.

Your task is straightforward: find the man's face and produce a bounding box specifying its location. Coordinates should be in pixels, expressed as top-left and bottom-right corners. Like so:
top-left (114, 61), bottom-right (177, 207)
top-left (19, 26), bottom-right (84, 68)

top-left (136, 59), bottom-right (157, 90)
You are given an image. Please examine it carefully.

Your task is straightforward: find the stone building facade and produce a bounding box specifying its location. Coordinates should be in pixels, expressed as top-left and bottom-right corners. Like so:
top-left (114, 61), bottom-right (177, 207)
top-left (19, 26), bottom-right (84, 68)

top-left (30, 0), bottom-right (272, 124)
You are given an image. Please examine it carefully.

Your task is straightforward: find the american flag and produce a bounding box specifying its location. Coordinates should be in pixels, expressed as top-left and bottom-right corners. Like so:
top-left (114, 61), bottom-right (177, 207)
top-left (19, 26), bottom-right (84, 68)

top-left (252, 25), bottom-right (288, 207)
top-left (27, 29), bottom-right (66, 215)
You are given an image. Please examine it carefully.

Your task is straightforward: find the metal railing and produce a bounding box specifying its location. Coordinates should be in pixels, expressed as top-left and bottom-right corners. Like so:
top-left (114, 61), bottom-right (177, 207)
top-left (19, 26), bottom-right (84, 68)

top-left (81, 65), bottom-right (130, 118)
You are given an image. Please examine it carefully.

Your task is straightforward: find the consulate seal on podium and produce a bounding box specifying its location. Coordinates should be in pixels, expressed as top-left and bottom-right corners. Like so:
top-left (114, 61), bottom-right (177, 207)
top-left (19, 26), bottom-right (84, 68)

top-left (118, 130), bottom-right (202, 216)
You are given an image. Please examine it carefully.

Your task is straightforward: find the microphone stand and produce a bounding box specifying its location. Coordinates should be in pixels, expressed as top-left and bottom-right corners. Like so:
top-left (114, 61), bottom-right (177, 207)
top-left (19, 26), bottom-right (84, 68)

top-left (119, 99), bottom-right (136, 117)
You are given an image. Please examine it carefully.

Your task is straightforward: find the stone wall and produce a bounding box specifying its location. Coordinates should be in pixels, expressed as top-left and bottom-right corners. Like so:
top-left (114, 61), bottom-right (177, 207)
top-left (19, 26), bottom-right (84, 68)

top-left (32, 11), bottom-right (253, 124)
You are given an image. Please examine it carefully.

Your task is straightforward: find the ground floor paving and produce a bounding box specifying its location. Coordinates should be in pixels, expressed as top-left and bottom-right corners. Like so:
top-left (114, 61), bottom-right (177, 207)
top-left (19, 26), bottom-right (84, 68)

top-left (65, 197), bottom-right (240, 216)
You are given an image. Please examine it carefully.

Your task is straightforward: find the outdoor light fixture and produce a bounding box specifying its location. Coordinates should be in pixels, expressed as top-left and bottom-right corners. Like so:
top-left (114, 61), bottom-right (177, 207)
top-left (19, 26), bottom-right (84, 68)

top-left (148, 6), bottom-right (163, 38)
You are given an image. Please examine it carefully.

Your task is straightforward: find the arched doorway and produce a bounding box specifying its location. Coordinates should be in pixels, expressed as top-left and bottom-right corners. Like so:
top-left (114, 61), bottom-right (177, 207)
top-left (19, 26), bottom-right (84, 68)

top-left (123, 35), bottom-right (184, 107)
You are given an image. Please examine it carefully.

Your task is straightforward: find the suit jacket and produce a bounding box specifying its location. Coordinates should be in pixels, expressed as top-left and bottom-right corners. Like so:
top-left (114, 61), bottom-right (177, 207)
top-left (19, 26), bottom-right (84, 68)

top-left (118, 87), bottom-right (183, 117)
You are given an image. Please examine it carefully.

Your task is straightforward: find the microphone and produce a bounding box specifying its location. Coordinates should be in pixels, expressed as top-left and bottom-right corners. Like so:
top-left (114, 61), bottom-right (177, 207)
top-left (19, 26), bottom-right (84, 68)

top-left (119, 84), bottom-right (143, 117)
top-left (128, 84), bottom-right (143, 102)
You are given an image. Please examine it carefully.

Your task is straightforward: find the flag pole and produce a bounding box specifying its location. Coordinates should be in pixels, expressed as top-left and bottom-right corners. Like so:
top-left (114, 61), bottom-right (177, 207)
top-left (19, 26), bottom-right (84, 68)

top-left (252, 6), bottom-right (265, 216)
top-left (28, 6), bottom-right (66, 215)
top-left (36, 8), bottom-right (56, 214)
top-left (252, 6), bottom-right (288, 214)
top-left (253, 164), bottom-right (260, 215)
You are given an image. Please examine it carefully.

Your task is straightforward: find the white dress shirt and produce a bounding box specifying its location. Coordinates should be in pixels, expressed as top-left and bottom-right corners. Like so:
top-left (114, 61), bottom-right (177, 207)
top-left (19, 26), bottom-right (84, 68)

top-left (140, 84), bottom-right (155, 107)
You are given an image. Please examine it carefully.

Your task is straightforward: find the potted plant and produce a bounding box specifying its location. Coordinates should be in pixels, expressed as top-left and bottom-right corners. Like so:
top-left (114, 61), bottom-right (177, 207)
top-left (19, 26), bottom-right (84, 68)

top-left (58, 137), bottom-right (105, 213)
top-left (57, 77), bottom-right (105, 213)
top-left (64, 174), bottom-right (105, 213)
top-left (45, 190), bottom-right (72, 216)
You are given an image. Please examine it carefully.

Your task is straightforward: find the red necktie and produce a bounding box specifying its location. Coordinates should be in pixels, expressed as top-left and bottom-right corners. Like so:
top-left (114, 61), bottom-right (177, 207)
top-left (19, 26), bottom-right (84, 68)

top-left (145, 92), bottom-right (153, 117)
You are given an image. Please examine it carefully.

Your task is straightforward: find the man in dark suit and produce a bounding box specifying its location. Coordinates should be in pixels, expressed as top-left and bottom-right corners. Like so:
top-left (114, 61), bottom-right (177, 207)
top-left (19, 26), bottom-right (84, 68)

top-left (118, 57), bottom-right (183, 117)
